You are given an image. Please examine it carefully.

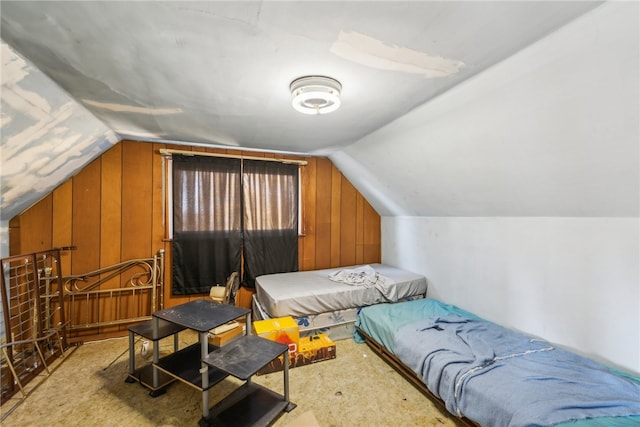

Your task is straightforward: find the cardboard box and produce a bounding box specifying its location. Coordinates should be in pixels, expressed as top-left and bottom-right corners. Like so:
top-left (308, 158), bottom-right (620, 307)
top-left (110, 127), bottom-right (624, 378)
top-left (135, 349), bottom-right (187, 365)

top-left (253, 316), bottom-right (299, 354)
top-left (208, 321), bottom-right (244, 347)
top-left (257, 333), bottom-right (336, 375)
top-left (297, 334), bottom-right (336, 362)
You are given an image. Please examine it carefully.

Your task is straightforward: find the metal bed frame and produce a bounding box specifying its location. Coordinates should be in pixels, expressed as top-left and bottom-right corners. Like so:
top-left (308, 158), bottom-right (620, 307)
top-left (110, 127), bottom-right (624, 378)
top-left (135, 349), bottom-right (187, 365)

top-left (1, 248), bottom-right (165, 419)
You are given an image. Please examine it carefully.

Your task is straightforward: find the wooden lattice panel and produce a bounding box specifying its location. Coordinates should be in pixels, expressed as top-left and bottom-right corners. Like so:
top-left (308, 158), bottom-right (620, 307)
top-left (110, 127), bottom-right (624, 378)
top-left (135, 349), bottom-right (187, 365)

top-left (1, 250), bottom-right (66, 403)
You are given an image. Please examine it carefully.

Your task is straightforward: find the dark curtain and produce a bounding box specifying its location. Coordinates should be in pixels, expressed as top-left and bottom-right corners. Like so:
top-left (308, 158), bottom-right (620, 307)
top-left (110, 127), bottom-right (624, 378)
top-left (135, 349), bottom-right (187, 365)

top-left (172, 155), bottom-right (242, 295)
top-left (242, 159), bottom-right (299, 287)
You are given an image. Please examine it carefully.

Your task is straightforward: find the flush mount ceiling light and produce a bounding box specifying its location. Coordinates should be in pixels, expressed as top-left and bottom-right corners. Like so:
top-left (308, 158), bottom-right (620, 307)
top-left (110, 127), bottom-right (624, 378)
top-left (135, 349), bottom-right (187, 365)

top-left (290, 75), bottom-right (342, 115)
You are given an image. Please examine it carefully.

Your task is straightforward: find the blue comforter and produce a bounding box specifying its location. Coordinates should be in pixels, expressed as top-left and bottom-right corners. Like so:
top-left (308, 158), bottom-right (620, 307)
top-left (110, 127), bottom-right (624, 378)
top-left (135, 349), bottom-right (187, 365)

top-left (394, 315), bottom-right (640, 427)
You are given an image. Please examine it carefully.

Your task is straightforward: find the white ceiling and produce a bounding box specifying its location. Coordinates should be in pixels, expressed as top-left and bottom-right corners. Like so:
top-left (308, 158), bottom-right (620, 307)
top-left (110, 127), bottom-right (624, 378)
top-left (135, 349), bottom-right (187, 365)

top-left (0, 1), bottom-right (609, 221)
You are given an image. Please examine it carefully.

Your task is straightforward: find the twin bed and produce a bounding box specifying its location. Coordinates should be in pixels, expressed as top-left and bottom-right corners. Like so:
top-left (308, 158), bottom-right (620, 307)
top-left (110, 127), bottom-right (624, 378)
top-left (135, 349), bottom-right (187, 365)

top-left (252, 264), bottom-right (428, 340)
top-left (355, 298), bottom-right (640, 426)
top-left (253, 264), bottom-right (640, 426)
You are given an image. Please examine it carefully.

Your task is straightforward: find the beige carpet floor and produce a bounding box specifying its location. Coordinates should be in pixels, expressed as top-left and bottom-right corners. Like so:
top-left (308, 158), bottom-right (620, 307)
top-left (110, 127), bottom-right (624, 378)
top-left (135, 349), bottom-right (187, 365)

top-left (2, 332), bottom-right (465, 427)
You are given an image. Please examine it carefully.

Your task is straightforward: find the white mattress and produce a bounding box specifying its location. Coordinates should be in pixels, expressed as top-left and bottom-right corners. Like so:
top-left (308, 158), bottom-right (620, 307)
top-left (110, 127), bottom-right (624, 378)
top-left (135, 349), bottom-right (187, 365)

top-left (255, 264), bottom-right (428, 318)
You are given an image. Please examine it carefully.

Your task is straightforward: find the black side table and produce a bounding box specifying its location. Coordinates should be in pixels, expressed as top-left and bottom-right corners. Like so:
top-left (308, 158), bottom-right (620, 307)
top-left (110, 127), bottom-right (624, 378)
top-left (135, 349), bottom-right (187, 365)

top-left (151, 299), bottom-right (251, 419)
top-left (200, 334), bottom-right (297, 427)
top-left (125, 319), bottom-right (186, 396)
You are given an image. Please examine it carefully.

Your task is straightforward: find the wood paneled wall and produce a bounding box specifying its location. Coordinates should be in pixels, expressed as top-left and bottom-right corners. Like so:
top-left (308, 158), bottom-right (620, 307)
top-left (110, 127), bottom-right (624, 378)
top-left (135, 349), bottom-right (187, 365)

top-left (9, 140), bottom-right (381, 312)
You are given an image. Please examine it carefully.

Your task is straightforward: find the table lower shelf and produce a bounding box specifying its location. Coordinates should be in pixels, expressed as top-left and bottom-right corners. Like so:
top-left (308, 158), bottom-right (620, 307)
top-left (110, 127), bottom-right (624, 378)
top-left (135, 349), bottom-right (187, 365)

top-left (126, 364), bottom-right (177, 395)
top-left (198, 382), bottom-right (296, 427)
top-left (154, 342), bottom-right (228, 391)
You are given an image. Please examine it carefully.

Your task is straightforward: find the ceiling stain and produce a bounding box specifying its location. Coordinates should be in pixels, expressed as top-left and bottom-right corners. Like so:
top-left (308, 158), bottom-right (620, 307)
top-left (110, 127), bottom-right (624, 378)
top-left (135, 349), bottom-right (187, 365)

top-left (81, 99), bottom-right (183, 115)
top-left (330, 30), bottom-right (464, 78)
top-left (114, 128), bottom-right (168, 139)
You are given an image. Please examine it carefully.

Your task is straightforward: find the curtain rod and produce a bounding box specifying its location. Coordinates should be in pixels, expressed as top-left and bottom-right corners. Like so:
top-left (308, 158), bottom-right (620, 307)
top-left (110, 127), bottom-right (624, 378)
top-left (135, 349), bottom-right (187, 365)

top-left (158, 148), bottom-right (307, 166)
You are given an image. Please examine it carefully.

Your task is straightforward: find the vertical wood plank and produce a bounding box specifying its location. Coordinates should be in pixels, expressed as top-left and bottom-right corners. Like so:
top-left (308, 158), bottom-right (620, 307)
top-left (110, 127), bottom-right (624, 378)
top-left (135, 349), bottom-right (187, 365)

top-left (363, 201), bottom-right (381, 263)
top-left (17, 195), bottom-right (53, 254)
top-left (52, 181), bottom-right (73, 277)
top-left (71, 158), bottom-right (101, 274)
top-left (96, 144), bottom-right (123, 332)
top-left (339, 178), bottom-right (357, 266)
top-left (70, 158), bottom-right (101, 330)
top-left (236, 286), bottom-right (255, 309)
top-left (100, 144), bottom-right (122, 269)
top-left (314, 158), bottom-right (332, 269)
top-left (330, 165), bottom-right (342, 267)
top-left (121, 141), bottom-right (153, 260)
top-left (120, 141), bottom-right (154, 321)
top-left (355, 193), bottom-right (365, 264)
top-left (9, 217), bottom-right (21, 255)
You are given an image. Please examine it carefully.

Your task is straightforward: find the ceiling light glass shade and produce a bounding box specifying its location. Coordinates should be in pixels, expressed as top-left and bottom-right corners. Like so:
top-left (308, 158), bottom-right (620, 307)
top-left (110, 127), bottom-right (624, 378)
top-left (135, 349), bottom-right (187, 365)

top-left (290, 76), bottom-right (342, 115)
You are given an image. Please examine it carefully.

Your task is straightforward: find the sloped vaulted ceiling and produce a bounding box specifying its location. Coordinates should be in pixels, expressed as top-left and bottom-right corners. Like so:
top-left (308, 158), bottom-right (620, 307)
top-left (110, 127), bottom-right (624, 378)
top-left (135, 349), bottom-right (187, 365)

top-left (333, 3), bottom-right (639, 218)
top-left (1, 1), bottom-right (607, 222)
top-left (1, 41), bottom-right (118, 221)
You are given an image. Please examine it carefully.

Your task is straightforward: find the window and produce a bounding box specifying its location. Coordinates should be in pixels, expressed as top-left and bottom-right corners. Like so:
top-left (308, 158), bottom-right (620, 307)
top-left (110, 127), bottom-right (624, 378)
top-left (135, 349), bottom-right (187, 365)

top-left (170, 154), bottom-right (298, 295)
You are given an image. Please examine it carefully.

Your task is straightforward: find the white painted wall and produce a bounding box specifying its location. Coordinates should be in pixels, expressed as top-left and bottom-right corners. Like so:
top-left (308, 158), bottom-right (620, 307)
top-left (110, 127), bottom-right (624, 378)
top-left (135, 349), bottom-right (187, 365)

top-left (383, 217), bottom-right (639, 374)
top-left (333, 3), bottom-right (640, 374)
